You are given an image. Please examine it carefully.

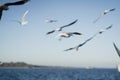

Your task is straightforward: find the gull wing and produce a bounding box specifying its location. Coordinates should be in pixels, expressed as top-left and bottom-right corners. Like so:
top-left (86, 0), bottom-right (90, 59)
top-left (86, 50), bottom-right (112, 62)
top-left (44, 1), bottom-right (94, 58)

top-left (78, 33), bottom-right (97, 48)
top-left (113, 43), bottom-right (120, 58)
top-left (4, 0), bottom-right (30, 6)
top-left (85, 34), bottom-right (96, 42)
top-left (109, 8), bottom-right (116, 12)
top-left (64, 47), bottom-right (75, 51)
top-left (60, 19), bottom-right (78, 30)
top-left (93, 8), bottom-right (115, 23)
top-left (21, 10), bottom-right (29, 22)
top-left (72, 32), bottom-right (82, 35)
top-left (106, 25), bottom-right (113, 30)
top-left (64, 41), bottom-right (87, 52)
top-left (46, 30), bottom-right (55, 35)
top-left (99, 25), bottom-right (113, 34)
top-left (12, 20), bottom-right (21, 24)
top-left (64, 33), bottom-right (97, 51)
top-left (93, 11), bottom-right (105, 23)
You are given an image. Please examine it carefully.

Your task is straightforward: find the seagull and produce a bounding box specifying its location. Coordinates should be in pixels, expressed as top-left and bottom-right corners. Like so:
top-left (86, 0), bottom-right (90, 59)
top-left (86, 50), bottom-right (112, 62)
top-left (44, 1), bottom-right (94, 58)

top-left (57, 32), bottom-right (82, 41)
top-left (0, 0), bottom-right (30, 20)
top-left (93, 8), bottom-right (115, 23)
top-left (99, 25), bottom-right (113, 34)
top-left (113, 43), bottom-right (120, 58)
top-left (64, 33), bottom-right (97, 51)
top-left (46, 19), bottom-right (78, 35)
top-left (45, 19), bottom-right (57, 23)
top-left (13, 10), bottom-right (29, 26)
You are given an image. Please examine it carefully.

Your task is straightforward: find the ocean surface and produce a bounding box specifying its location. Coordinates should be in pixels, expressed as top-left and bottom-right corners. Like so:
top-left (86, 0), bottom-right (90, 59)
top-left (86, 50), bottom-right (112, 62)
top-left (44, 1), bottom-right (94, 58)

top-left (0, 68), bottom-right (120, 80)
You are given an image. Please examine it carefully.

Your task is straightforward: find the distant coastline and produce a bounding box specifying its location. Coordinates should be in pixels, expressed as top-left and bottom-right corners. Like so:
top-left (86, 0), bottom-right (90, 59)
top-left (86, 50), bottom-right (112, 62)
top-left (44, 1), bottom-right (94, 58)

top-left (0, 61), bottom-right (114, 69)
top-left (0, 61), bottom-right (74, 69)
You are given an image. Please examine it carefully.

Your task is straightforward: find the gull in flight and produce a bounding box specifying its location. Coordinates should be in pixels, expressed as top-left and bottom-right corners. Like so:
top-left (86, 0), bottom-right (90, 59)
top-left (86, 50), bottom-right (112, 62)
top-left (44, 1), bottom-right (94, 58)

top-left (57, 32), bottom-right (82, 41)
top-left (0, 0), bottom-right (30, 20)
top-left (46, 19), bottom-right (78, 35)
top-left (13, 10), bottom-right (29, 26)
top-left (45, 19), bottom-right (57, 23)
top-left (99, 25), bottom-right (113, 34)
top-left (64, 34), bottom-right (97, 51)
top-left (113, 43), bottom-right (120, 58)
top-left (93, 8), bottom-right (115, 23)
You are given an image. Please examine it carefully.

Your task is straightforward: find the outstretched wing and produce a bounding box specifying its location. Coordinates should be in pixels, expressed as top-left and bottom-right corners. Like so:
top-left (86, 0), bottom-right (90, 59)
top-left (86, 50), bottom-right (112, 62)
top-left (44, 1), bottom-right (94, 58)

top-left (4, 0), bottom-right (30, 6)
top-left (72, 32), bottom-right (82, 35)
top-left (93, 15), bottom-right (102, 23)
top-left (106, 25), bottom-right (113, 30)
top-left (60, 19), bottom-right (78, 29)
top-left (93, 12), bottom-right (105, 23)
top-left (113, 43), bottom-right (120, 58)
top-left (64, 47), bottom-right (75, 51)
top-left (93, 8), bottom-right (115, 23)
top-left (21, 10), bottom-right (29, 22)
top-left (85, 34), bottom-right (96, 42)
top-left (109, 8), bottom-right (116, 12)
top-left (78, 33), bottom-right (97, 47)
top-left (46, 30), bottom-right (55, 35)
top-left (64, 33), bottom-right (97, 51)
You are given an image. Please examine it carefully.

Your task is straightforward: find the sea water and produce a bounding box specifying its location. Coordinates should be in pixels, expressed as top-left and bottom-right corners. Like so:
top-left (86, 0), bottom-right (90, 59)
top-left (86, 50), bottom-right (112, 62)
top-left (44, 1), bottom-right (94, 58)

top-left (0, 68), bottom-right (120, 80)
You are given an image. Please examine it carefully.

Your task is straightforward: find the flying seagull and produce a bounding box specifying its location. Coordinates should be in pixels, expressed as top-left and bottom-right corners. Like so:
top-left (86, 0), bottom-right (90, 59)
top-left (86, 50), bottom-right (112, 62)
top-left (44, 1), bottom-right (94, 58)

top-left (45, 19), bottom-right (57, 23)
top-left (99, 25), bottom-right (113, 34)
top-left (93, 8), bottom-right (115, 23)
top-left (57, 32), bottom-right (82, 41)
top-left (64, 33), bottom-right (97, 51)
top-left (46, 19), bottom-right (78, 35)
top-left (113, 43), bottom-right (120, 58)
top-left (13, 10), bottom-right (29, 26)
top-left (0, 0), bottom-right (30, 20)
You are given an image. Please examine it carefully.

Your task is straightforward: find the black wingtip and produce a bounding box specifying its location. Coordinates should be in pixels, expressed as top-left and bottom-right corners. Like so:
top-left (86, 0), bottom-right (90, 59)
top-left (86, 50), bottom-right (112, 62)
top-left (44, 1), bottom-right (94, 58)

top-left (111, 8), bottom-right (116, 11)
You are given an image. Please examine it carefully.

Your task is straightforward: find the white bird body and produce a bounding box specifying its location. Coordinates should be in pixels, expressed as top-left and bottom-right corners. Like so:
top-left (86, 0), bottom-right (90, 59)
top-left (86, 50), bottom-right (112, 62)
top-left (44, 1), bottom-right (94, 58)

top-left (57, 32), bottom-right (82, 41)
top-left (58, 32), bottom-right (72, 38)
top-left (55, 27), bottom-right (61, 31)
top-left (20, 20), bottom-right (28, 26)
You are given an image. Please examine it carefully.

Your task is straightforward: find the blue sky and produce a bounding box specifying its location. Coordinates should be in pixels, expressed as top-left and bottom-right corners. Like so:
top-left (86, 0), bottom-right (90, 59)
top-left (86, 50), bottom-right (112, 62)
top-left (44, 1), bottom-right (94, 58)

top-left (0, 0), bottom-right (120, 68)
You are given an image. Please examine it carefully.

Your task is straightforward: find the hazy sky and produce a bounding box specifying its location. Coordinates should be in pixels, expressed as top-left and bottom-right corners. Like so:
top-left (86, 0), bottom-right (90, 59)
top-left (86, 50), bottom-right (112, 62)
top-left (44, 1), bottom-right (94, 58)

top-left (0, 0), bottom-right (120, 68)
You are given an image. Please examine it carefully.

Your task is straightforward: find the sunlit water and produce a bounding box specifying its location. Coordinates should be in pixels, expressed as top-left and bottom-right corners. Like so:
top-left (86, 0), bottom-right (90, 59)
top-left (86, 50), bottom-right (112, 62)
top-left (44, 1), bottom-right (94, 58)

top-left (0, 68), bottom-right (120, 80)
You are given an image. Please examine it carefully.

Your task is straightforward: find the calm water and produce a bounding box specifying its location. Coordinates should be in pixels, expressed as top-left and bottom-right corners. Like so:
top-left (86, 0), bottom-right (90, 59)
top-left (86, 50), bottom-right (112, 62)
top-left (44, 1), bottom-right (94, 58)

top-left (0, 68), bottom-right (120, 80)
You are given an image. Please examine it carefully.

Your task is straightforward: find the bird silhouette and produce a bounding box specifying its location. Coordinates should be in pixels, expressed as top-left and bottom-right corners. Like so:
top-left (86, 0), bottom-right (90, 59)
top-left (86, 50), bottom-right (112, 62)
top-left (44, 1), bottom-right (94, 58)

top-left (99, 25), bottom-right (113, 34)
top-left (64, 33), bottom-right (97, 51)
top-left (13, 10), bottom-right (29, 26)
top-left (46, 19), bottom-right (78, 35)
top-left (93, 8), bottom-right (115, 23)
top-left (45, 19), bottom-right (57, 23)
top-left (57, 32), bottom-right (82, 41)
top-left (0, 0), bottom-right (30, 20)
